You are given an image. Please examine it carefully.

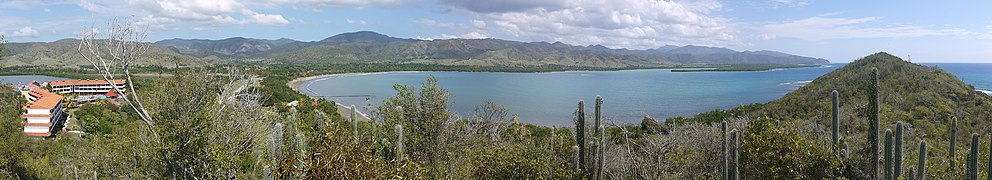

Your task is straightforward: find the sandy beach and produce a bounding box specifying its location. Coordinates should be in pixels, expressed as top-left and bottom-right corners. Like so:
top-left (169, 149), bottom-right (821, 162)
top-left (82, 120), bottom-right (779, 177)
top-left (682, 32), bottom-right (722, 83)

top-left (289, 73), bottom-right (379, 121)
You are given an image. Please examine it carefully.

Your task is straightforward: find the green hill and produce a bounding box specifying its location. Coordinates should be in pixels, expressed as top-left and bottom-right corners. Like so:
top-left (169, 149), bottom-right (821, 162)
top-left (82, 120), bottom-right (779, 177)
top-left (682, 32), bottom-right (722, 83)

top-left (763, 52), bottom-right (991, 124)
top-left (757, 52), bottom-right (992, 178)
top-left (1, 39), bottom-right (214, 68)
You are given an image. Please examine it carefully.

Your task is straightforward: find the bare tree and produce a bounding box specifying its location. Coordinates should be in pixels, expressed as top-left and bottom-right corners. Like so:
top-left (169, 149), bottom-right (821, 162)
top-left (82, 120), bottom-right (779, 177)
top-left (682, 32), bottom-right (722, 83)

top-left (470, 99), bottom-right (510, 144)
top-left (77, 17), bottom-right (157, 138)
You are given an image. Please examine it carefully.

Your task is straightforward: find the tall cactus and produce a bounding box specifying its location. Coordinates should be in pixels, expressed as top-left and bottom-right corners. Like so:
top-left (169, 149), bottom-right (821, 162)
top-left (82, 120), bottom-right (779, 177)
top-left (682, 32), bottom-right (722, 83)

top-left (576, 100), bottom-right (586, 173)
top-left (869, 67), bottom-right (880, 179)
top-left (351, 105), bottom-right (358, 140)
top-left (395, 124), bottom-right (404, 162)
top-left (969, 133), bottom-right (979, 180)
top-left (831, 90), bottom-right (840, 145)
top-left (951, 117), bottom-right (958, 171)
top-left (918, 140), bottom-right (927, 180)
top-left (266, 123), bottom-right (283, 179)
top-left (597, 125), bottom-right (605, 180)
top-left (988, 131), bottom-right (992, 180)
top-left (594, 96), bottom-right (603, 180)
top-left (730, 129), bottom-right (741, 180)
top-left (722, 120), bottom-right (729, 180)
top-left (895, 122), bottom-right (904, 178)
top-left (884, 129), bottom-right (893, 180)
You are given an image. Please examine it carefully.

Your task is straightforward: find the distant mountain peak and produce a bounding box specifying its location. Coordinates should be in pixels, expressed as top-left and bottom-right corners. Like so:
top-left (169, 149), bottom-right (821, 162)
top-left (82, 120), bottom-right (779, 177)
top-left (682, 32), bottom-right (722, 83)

top-left (319, 31), bottom-right (414, 44)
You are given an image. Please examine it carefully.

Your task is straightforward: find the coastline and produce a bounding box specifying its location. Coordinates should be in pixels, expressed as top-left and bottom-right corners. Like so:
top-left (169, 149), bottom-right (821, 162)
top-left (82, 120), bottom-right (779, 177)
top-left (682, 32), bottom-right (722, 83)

top-left (288, 73), bottom-right (384, 121)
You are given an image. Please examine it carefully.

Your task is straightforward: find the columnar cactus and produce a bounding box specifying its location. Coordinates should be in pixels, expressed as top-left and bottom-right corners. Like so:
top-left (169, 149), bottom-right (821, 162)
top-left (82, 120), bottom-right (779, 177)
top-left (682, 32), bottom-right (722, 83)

top-left (597, 125), bottom-right (605, 180)
top-left (595, 96), bottom-right (603, 138)
top-left (730, 129), bottom-right (741, 180)
top-left (869, 67), bottom-right (881, 179)
top-left (951, 117), bottom-right (958, 170)
top-left (884, 129), bottom-right (893, 180)
top-left (988, 131), bottom-right (992, 180)
top-left (918, 140), bottom-right (927, 180)
top-left (270, 123), bottom-right (284, 162)
top-left (576, 100), bottom-right (586, 173)
top-left (895, 122), bottom-right (904, 177)
top-left (969, 133), bottom-right (979, 180)
top-left (395, 124), bottom-right (404, 162)
top-left (572, 145), bottom-right (580, 170)
top-left (594, 96), bottom-right (603, 180)
top-left (351, 105), bottom-right (358, 140)
top-left (722, 120), bottom-right (729, 180)
top-left (831, 90), bottom-right (839, 145)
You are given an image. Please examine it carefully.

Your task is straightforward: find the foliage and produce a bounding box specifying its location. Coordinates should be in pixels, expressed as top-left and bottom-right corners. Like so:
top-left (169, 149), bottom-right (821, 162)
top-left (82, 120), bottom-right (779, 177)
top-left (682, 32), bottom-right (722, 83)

top-left (740, 117), bottom-right (841, 179)
top-left (665, 103), bottom-right (764, 125)
top-left (470, 144), bottom-right (579, 179)
top-left (73, 102), bottom-right (134, 135)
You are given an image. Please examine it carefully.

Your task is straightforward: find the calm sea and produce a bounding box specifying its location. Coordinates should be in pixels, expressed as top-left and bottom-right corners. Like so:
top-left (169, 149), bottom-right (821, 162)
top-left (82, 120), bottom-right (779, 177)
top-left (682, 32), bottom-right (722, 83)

top-left (3, 63), bottom-right (989, 126)
top-left (300, 63), bottom-right (992, 126)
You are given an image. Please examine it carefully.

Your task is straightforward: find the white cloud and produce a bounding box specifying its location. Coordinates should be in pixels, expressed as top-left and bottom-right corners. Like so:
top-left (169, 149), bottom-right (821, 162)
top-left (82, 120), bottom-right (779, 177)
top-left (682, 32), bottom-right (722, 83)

top-left (135, 15), bottom-right (180, 30)
top-left (429, 32), bottom-right (490, 40)
top-left (346, 19), bottom-right (368, 25)
top-left (471, 20), bottom-right (486, 29)
top-left (11, 26), bottom-right (40, 37)
top-left (78, 0), bottom-right (290, 28)
top-left (439, 0), bottom-right (736, 49)
top-left (763, 13), bottom-right (970, 40)
top-left (248, 0), bottom-right (416, 9)
top-left (245, 12), bottom-right (290, 26)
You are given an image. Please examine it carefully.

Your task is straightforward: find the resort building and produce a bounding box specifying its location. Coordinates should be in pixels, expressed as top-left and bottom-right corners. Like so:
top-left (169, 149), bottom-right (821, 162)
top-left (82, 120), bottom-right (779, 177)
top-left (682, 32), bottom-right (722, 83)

top-left (48, 79), bottom-right (126, 95)
top-left (22, 89), bottom-right (66, 137)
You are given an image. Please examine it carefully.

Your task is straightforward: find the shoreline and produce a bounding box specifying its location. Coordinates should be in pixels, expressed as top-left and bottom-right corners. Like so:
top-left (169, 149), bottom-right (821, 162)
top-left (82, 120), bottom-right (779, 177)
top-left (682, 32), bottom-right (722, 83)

top-left (288, 72), bottom-right (406, 121)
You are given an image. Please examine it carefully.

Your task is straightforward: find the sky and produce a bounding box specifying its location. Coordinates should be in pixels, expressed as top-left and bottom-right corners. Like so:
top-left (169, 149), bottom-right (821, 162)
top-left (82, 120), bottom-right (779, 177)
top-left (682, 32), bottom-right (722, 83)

top-left (1, 0), bottom-right (991, 63)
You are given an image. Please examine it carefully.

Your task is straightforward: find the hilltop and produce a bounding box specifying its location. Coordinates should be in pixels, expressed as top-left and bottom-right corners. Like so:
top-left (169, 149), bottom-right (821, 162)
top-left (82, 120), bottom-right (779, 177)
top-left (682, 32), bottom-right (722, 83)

top-left (0, 39), bottom-right (213, 68)
top-left (1, 31), bottom-right (828, 68)
top-left (156, 31), bottom-right (828, 67)
top-left (752, 52), bottom-right (992, 177)
top-left (762, 52), bottom-right (991, 123)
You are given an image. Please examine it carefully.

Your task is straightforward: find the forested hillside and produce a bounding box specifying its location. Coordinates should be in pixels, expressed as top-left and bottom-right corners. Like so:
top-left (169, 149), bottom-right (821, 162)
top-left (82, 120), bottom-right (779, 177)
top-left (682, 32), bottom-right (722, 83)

top-left (1, 39), bottom-right (212, 68)
top-left (157, 31), bottom-right (828, 67)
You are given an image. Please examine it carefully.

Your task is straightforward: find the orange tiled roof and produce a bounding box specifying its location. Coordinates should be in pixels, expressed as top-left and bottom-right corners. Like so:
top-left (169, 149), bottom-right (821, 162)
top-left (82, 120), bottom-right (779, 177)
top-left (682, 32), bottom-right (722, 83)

top-left (28, 88), bottom-right (49, 97)
top-left (24, 89), bottom-right (62, 109)
top-left (25, 132), bottom-right (52, 137)
top-left (48, 79), bottom-right (125, 87)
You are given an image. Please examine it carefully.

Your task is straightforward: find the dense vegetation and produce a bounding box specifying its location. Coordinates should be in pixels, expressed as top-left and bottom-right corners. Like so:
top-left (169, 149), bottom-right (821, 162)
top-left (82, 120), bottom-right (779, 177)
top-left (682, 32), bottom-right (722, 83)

top-left (670, 64), bottom-right (820, 72)
top-left (1, 51), bottom-right (990, 179)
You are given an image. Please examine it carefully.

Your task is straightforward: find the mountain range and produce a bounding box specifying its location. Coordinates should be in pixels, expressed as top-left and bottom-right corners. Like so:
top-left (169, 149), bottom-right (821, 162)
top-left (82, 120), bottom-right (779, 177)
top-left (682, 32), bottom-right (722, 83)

top-left (0, 31), bottom-right (829, 68)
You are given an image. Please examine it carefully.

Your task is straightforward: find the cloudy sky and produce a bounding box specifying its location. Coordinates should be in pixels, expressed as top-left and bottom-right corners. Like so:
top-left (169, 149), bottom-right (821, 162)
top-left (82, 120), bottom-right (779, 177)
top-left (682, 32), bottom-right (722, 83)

top-left (1, 0), bottom-right (990, 62)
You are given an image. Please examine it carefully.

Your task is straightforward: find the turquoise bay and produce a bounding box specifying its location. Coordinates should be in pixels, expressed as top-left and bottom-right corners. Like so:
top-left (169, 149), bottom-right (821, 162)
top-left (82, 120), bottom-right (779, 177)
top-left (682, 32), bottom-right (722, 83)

top-left (301, 63), bottom-right (992, 126)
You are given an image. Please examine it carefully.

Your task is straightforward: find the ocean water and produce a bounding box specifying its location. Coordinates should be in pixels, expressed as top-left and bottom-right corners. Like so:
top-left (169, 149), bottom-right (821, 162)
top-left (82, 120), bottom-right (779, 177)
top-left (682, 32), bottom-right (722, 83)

top-left (0, 75), bottom-right (69, 86)
top-left (302, 63), bottom-right (992, 126)
top-left (3, 63), bottom-right (988, 126)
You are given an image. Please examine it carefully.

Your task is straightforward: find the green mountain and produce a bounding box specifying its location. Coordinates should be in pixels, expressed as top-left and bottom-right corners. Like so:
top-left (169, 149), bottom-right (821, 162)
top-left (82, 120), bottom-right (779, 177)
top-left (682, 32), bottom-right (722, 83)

top-left (763, 52), bottom-right (991, 122)
top-left (155, 37), bottom-right (302, 58)
top-left (158, 31), bottom-right (829, 67)
top-left (2, 31), bottom-right (828, 68)
top-left (755, 52), bottom-right (991, 178)
top-left (1, 39), bottom-right (212, 68)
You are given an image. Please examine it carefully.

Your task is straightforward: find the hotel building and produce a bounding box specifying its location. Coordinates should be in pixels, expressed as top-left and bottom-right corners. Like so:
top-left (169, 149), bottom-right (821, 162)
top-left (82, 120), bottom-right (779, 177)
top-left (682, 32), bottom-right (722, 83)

top-left (22, 89), bottom-right (66, 137)
top-left (48, 79), bottom-right (126, 95)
